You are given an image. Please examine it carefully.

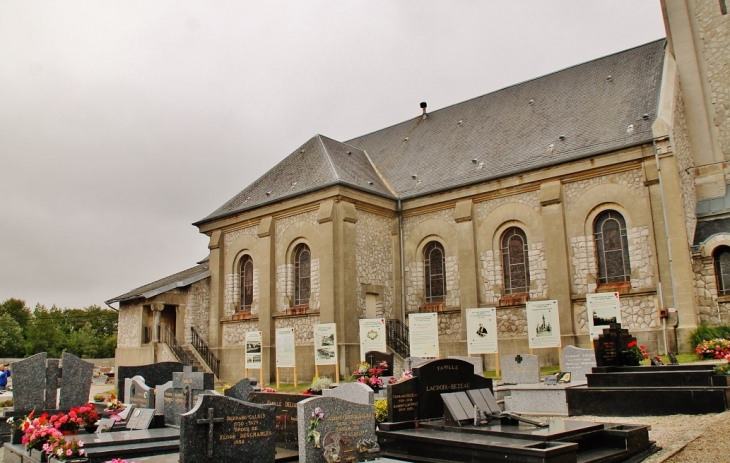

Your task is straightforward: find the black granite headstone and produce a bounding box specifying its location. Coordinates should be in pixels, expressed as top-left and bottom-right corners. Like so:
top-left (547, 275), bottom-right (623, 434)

top-left (163, 370), bottom-right (215, 426)
top-left (12, 353), bottom-right (48, 412)
top-left (248, 392), bottom-right (309, 450)
top-left (59, 353), bottom-right (94, 410)
top-left (387, 377), bottom-right (419, 423)
top-left (117, 362), bottom-right (186, 402)
top-left (594, 323), bottom-right (638, 367)
top-left (180, 394), bottom-right (276, 463)
top-left (224, 378), bottom-right (260, 401)
top-left (364, 351), bottom-right (394, 376)
top-left (412, 358), bottom-right (493, 420)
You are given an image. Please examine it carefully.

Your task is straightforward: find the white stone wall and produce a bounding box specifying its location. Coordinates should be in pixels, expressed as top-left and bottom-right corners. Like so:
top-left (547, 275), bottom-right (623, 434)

top-left (628, 226), bottom-right (654, 290)
top-left (445, 255), bottom-right (460, 308)
top-left (184, 279), bottom-right (210, 344)
top-left (474, 191), bottom-right (540, 221)
top-left (527, 242), bottom-right (548, 298)
top-left (564, 170), bottom-right (645, 211)
top-left (694, 0), bottom-right (730, 161)
top-left (575, 302), bottom-right (589, 334)
top-left (402, 209), bottom-right (456, 241)
top-left (117, 304), bottom-right (142, 348)
top-left (671, 85), bottom-right (698, 245)
top-left (404, 256), bottom-right (459, 311)
top-left (570, 235), bottom-right (597, 294)
top-left (497, 307), bottom-right (527, 338)
top-left (223, 269), bottom-right (259, 316)
top-left (223, 225), bottom-right (259, 253)
top-left (438, 312), bottom-right (462, 343)
top-left (480, 250), bottom-right (500, 303)
top-left (479, 243), bottom-right (547, 302)
top-left (620, 295), bottom-right (657, 330)
top-left (275, 211), bottom-right (319, 244)
top-left (275, 259), bottom-right (320, 311)
top-left (693, 256), bottom-right (728, 324)
top-left (275, 315), bottom-right (319, 346)
top-left (355, 210), bottom-right (394, 319)
top-left (222, 320), bottom-right (260, 347)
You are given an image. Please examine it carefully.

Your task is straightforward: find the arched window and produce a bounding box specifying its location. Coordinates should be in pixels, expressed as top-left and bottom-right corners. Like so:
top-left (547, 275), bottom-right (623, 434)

top-left (424, 241), bottom-right (446, 303)
top-left (239, 255), bottom-right (254, 311)
top-left (501, 227), bottom-right (530, 294)
top-left (294, 244), bottom-right (311, 306)
top-left (714, 246), bottom-right (730, 296)
top-left (594, 210), bottom-right (631, 284)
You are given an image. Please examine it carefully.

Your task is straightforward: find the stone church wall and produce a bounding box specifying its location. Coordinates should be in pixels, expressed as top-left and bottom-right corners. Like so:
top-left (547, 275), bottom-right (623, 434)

top-left (222, 319), bottom-right (259, 347)
top-left (355, 209), bottom-right (394, 319)
top-left (117, 304), bottom-right (142, 348)
top-left (671, 85), bottom-right (697, 244)
top-left (224, 269), bottom-right (259, 317)
top-left (692, 255), bottom-right (730, 324)
top-left (184, 278), bottom-right (210, 344)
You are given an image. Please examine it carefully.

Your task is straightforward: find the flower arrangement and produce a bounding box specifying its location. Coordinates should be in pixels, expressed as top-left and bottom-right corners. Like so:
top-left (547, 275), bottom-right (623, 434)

top-left (110, 459), bottom-right (141, 463)
top-left (22, 413), bottom-right (64, 451)
top-left (356, 361), bottom-right (388, 390)
top-left (42, 435), bottom-right (84, 461)
top-left (73, 403), bottom-right (100, 427)
top-left (261, 387), bottom-right (277, 393)
top-left (695, 338), bottom-right (730, 360)
top-left (626, 341), bottom-right (649, 364)
top-left (307, 407), bottom-right (324, 447)
top-left (104, 394), bottom-right (127, 421)
top-left (388, 370), bottom-right (413, 384)
top-left (49, 410), bottom-right (84, 432)
top-left (7, 411), bottom-right (34, 433)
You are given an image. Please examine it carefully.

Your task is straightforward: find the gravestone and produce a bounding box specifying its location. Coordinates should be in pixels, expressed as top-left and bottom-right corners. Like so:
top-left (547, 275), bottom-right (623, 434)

top-left (248, 392), bottom-right (310, 450)
top-left (449, 355), bottom-right (484, 376)
top-left (117, 361), bottom-right (186, 402)
top-left (594, 323), bottom-right (637, 367)
top-left (95, 417), bottom-right (116, 433)
top-left (124, 375), bottom-right (146, 402)
top-left (44, 358), bottom-right (60, 410)
top-left (405, 357), bottom-right (427, 370)
top-left (387, 377), bottom-right (419, 423)
top-left (127, 377), bottom-right (156, 410)
top-left (125, 408), bottom-right (155, 430)
top-left (412, 358), bottom-right (493, 420)
top-left (155, 380), bottom-right (173, 415)
top-left (180, 394), bottom-right (276, 463)
top-left (13, 353), bottom-right (48, 412)
top-left (163, 370), bottom-right (215, 426)
top-left (297, 396), bottom-right (375, 463)
top-left (323, 381), bottom-right (374, 405)
top-left (224, 378), bottom-right (260, 401)
top-left (59, 352), bottom-right (94, 410)
top-left (364, 351), bottom-right (394, 376)
top-left (501, 354), bottom-right (540, 384)
top-left (561, 345), bottom-right (597, 382)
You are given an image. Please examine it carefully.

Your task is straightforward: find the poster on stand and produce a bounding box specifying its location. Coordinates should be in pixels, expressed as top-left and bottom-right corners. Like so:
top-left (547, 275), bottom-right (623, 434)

top-left (587, 292), bottom-right (622, 340)
top-left (466, 307), bottom-right (499, 354)
top-left (408, 313), bottom-right (440, 358)
top-left (359, 318), bottom-right (386, 360)
top-left (526, 300), bottom-right (561, 349)
top-left (275, 327), bottom-right (296, 368)
top-left (245, 331), bottom-right (263, 369)
top-left (314, 323), bottom-right (338, 365)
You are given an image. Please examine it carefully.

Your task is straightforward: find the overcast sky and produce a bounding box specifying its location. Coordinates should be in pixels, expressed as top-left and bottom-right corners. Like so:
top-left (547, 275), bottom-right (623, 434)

top-left (0, 1), bottom-right (666, 310)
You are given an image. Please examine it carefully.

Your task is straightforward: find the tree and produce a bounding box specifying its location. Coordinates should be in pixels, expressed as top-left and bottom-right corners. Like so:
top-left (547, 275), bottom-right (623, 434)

top-left (0, 313), bottom-right (24, 357)
top-left (24, 304), bottom-right (64, 357)
top-left (0, 298), bottom-right (32, 331)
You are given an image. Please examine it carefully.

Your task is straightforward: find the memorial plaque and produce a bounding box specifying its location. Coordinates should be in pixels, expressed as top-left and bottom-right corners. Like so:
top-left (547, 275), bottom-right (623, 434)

top-left (561, 345), bottom-right (597, 382)
top-left (412, 358), bottom-right (492, 420)
top-left (125, 408), bottom-right (155, 430)
top-left (59, 352), bottom-right (94, 410)
top-left (297, 396), bottom-right (375, 463)
top-left (127, 377), bottom-right (156, 410)
top-left (322, 382), bottom-right (374, 405)
top-left (95, 418), bottom-right (115, 433)
top-left (117, 362), bottom-right (186, 402)
top-left (387, 377), bottom-right (419, 423)
top-left (180, 394), bottom-right (276, 463)
top-left (224, 378), bottom-right (260, 402)
top-left (248, 392), bottom-right (309, 450)
top-left (12, 353), bottom-right (48, 412)
top-left (501, 354), bottom-right (540, 384)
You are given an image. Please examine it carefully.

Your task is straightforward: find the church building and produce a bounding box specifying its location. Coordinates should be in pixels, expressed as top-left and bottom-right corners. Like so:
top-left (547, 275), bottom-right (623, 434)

top-left (108, 1), bottom-right (730, 384)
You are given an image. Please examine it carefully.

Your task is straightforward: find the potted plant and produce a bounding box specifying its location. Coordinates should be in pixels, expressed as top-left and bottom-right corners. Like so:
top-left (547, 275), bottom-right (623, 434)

top-left (23, 413), bottom-right (64, 461)
top-left (49, 411), bottom-right (83, 435)
top-left (43, 435), bottom-right (87, 463)
top-left (356, 361), bottom-right (388, 392)
top-left (72, 404), bottom-right (100, 433)
top-left (7, 412), bottom-right (32, 444)
top-left (622, 341), bottom-right (649, 366)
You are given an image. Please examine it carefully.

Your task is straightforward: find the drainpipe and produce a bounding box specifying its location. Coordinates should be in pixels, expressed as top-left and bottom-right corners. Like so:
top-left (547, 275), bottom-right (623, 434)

top-left (398, 199), bottom-right (406, 325)
top-left (653, 139), bottom-right (680, 352)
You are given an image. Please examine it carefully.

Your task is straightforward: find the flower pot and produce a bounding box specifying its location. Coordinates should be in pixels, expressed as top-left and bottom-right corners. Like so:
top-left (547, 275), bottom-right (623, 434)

top-left (50, 457), bottom-right (88, 463)
top-left (61, 429), bottom-right (79, 436)
top-left (30, 447), bottom-right (48, 462)
top-left (83, 425), bottom-right (97, 434)
top-left (11, 428), bottom-right (23, 444)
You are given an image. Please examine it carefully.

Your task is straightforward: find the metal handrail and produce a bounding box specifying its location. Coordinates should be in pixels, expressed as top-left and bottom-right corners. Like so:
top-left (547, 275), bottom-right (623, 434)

top-left (190, 327), bottom-right (221, 378)
top-left (386, 319), bottom-right (410, 359)
top-left (160, 326), bottom-right (194, 366)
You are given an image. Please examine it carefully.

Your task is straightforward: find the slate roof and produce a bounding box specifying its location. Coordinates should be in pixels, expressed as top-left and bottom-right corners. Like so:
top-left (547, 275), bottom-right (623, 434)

top-left (694, 218), bottom-right (730, 246)
top-left (198, 39), bottom-right (666, 224)
top-left (106, 262), bottom-right (210, 304)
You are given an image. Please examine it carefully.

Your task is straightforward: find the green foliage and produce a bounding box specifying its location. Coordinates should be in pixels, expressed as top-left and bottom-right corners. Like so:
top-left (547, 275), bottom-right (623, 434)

top-left (689, 324), bottom-right (730, 349)
top-left (375, 398), bottom-right (388, 423)
top-left (0, 298), bottom-right (32, 331)
top-left (0, 313), bottom-right (24, 357)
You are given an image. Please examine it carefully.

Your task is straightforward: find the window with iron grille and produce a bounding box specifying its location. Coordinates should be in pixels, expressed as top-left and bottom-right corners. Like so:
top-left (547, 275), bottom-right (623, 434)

top-left (424, 241), bottom-right (446, 303)
top-left (501, 227), bottom-right (530, 294)
top-left (714, 246), bottom-right (730, 296)
top-left (594, 210), bottom-right (631, 284)
top-left (239, 255), bottom-right (254, 311)
top-left (294, 244), bottom-right (311, 306)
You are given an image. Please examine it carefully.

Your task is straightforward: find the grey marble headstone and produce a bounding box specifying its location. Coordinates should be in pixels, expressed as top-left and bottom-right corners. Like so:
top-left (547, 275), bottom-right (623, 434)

top-left (180, 394), bottom-right (276, 463)
top-left (501, 354), bottom-right (540, 384)
top-left (127, 377), bottom-right (155, 410)
top-left (59, 352), bottom-right (94, 410)
top-left (223, 378), bottom-right (260, 402)
top-left (124, 375), bottom-right (146, 403)
top-left (155, 380), bottom-right (173, 415)
top-left (297, 396), bottom-right (375, 463)
top-left (561, 345), bottom-right (597, 382)
top-left (44, 359), bottom-right (60, 410)
top-left (322, 381), bottom-right (374, 405)
top-left (405, 357), bottom-right (427, 370)
top-left (12, 353), bottom-right (48, 412)
top-left (449, 356), bottom-right (484, 376)
top-left (164, 386), bottom-right (215, 426)
top-left (117, 361), bottom-right (185, 402)
top-left (172, 370), bottom-right (214, 390)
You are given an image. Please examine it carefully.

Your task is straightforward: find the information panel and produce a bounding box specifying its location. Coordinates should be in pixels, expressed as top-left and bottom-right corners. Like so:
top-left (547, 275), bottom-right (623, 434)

top-left (245, 330), bottom-right (263, 369)
top-left (587, 292), bottom-right (622, 340)
top-left (408, 313), bottom-right (439, 358)
top-left (275, 327), bottom-right (296, 368)
top-left (466, 307), bottom-right (499, 354)
top-left (526, 300), bottom-right (561, 349)
top-left (314, 323), bottom-right (338, 366)
top-left (359, 318), bottom-right (387, 360)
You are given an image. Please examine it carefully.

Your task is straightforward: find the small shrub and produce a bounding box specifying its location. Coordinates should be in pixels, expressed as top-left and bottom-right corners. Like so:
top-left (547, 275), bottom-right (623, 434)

top-left (0, 399), bottom-right (13, 407)
top-left (309, 376), bottom-right (333, 392)
top-left (689, 324), bottom-right (730, 349)
top-left (375, 398), bottom-right (388, 423)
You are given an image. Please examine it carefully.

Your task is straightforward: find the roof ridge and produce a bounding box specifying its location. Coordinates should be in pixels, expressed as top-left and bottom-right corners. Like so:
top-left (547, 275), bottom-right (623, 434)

top-left (316, 134), bottom-right (340, 181)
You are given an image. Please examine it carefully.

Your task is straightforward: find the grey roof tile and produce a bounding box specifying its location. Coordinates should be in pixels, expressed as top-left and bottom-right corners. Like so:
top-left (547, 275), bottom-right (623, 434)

top-left (106, 263), bottom-right (210, 304)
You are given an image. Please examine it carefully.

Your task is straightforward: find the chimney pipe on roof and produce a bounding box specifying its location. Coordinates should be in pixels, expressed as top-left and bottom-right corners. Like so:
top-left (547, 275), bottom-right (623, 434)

top-left (420, 102), bottom-right (428, 119)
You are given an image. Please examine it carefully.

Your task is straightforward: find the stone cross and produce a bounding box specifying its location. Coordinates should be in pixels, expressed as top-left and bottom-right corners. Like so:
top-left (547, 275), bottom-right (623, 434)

top-left (197, 407), bottom-right (224, 458)
top-left (515, 355), bottom-right (523, 364)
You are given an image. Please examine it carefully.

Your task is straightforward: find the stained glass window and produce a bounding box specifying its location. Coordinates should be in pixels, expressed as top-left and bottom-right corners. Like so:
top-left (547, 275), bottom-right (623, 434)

top-left (424, 241), bottom-right (446, 303)
top-left (594, 210), bottom-right (631, 284)
top-left (294, 244), bottom-right (311, 306)
top-left (239, 255), bottom-right (254, 311)
top-left (714, 247), bottom-right (730, 296)
top-left (501, 227), bottom-right (530, 294)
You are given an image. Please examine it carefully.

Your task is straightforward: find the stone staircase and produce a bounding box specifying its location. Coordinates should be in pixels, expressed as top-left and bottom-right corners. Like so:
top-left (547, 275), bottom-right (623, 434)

top-left (182, 344), bottom-right (207, 374)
